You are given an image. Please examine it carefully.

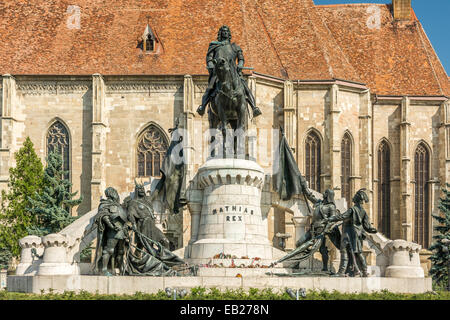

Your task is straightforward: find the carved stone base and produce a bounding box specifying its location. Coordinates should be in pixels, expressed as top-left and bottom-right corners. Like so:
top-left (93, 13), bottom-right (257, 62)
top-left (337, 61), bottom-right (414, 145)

top-left (188, 159), bottom-right (276, 260)
top-left (16, 236), bottom-right (43, 276)
top-left (38, 234), bottom-right (75, 276)
top-left (7, 275), bottom-right (433, 294)
top-left (384, 240), bottom-right (424, 278)
top-left (385, 265), bottom-right (425, 278)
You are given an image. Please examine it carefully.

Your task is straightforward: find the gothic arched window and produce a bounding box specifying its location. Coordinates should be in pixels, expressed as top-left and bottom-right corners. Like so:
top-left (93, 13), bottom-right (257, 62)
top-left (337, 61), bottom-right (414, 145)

top-left (137, 124), bottom-right (169, 178)
top-left (305, 131), bottom-right (321, 191)
top-left (414, 143), bottom-right (430, 248)
top-left (377, 140), bottom-right (391, 237)
top-left (341, 132), bottom-right (352, 207)
top-left (46, 120), bottom-right (70, 180)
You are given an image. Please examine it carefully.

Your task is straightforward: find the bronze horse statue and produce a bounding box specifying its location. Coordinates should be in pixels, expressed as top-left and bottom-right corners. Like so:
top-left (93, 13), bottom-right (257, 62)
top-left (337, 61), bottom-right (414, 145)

top-left (208, 52), bottom-right (249, 157)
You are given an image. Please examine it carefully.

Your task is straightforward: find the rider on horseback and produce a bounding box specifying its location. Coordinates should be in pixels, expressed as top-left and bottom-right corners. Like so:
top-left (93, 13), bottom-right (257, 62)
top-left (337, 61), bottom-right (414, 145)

top-left (197, 25), bottom-right (262, 118)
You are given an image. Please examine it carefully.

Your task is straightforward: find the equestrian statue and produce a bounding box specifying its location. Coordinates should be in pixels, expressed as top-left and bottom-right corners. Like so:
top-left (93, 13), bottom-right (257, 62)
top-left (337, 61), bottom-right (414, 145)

top-left (197, 25), bottom-right (262, 157)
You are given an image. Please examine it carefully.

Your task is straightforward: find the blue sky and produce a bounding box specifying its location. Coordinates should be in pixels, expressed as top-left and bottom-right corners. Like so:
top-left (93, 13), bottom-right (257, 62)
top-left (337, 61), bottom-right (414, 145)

top-left (314, 0), bottom-right (450, 75)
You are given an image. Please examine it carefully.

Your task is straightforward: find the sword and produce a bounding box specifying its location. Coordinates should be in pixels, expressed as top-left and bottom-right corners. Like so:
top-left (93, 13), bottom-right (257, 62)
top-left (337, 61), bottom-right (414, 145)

top-left (272, 221), bottom-right (342, 266)
top-left (130, 225), bottom-right (164, 252)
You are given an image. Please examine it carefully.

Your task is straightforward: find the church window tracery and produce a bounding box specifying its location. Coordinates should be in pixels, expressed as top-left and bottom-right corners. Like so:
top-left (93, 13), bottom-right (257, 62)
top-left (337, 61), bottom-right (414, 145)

top-left (377, 140), bottom-right (391, 237)
top-left (341, 132), bottom-right (352, 207)
top-left (305, 131), bottom-right (321, 192)
top-left (137, 124), bottom-right (168, 178)
top-left (46, 120), bottom-right (70, 180)
top-left (414, 143), bottom-right (430, 248)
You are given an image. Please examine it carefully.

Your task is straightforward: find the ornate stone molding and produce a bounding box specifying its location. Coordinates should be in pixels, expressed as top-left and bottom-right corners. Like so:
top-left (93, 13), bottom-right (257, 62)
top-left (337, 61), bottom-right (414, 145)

top-left (42, 233), bottom-right (70, 248)
top-left (19, 235), bottom-right (43, 249)
top-left (384, 239), bottom-right (424, 278)
top-left (194, 83), bottom-right (208, 93)
top-left (106, 82), bottom-right (182, 93)
top-left (38, 233), bottom-right (74, 275)
top-left (16, 236), bottom-right (44, 276)
top-left (197, 159), bottom-right (264, 189)
top-left (16, 81), bottom-right (90, 95)
top-left (385, 239), bottom-right (421, 253)
top-left (194, 83), bottom-right (208, 99)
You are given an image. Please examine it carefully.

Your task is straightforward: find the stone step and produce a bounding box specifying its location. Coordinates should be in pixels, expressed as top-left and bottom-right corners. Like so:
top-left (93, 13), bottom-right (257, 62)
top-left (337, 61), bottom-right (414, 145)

top-left (7, 275), bottom-right (432, 294)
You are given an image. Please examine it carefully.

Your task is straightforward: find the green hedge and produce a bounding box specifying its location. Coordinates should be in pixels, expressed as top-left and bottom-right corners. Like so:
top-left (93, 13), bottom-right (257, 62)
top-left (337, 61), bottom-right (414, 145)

top-left (1, 287), bottom-right (449, 300)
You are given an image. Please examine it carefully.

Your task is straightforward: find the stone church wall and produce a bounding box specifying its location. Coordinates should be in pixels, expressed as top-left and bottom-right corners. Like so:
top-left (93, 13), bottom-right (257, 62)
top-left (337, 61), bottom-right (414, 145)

top-left (0, 75), bottom-right (447, 256)
top-left (252, 80), bottom-right (282, 172)
top-left (103, 78), bottom-right (184, 195)
top-left (13, 78), bottom-right (92, 215)
top-left (408, 103), bottom-right (441, 240)
top-left (373, 103), bottom-right (402, 238)
top-left (296, 89), bottom-right (327, 175)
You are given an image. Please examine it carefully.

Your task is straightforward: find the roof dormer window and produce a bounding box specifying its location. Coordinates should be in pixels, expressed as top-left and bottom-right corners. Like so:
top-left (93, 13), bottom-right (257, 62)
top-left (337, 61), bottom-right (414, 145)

top-left (141, 23), bottom-right (158, 53)
top-left (145, 35), bottom-right (154, 52)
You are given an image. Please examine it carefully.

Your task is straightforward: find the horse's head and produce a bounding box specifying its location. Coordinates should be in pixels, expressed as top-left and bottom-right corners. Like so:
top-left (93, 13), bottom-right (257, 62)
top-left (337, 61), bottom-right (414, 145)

top-left (214, 57), bottom-right (230, 83)
top-left (214, 57), bottom-right (228, 70)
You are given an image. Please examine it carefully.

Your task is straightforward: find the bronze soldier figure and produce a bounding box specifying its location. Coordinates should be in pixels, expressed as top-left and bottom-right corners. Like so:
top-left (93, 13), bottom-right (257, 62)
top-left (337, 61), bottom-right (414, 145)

top-left (296, 187), bottom-right (341, 272)
top-left (197, 25), bottom-right (262, 118)
top-left (94, 187), bottom-right (129, 276)
top-left (326, 189), bottom-right (377, 277)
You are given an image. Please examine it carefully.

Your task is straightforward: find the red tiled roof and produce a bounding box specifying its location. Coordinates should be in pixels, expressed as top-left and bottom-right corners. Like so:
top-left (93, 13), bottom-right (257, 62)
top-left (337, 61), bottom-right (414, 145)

top-left (0, 0), bottom-right (448, 96)
top-left (316, 3), bottom-right (449, 96)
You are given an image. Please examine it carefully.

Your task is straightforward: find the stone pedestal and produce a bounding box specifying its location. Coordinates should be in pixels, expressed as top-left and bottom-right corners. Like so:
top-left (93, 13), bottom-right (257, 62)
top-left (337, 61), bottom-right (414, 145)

top-left (7, 275), bottom-right (433, 294)
top-left (292, 216), bottom-right (309, 245)
top-left (0, 269), bottom-right (6, 289)
top-left (384, 240), bottom-right (424, 278)
top-left (188, 159), bottom-right (274, 261)
top-left (38, 234), bottom-right (76, 275)
top-left (16, 236), bottom-right (43, 275)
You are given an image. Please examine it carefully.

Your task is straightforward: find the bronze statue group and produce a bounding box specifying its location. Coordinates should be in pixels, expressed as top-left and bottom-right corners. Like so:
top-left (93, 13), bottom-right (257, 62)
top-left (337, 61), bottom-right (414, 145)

top-left (93, 183), bottom-right (191, 276)
top-left (273, 186), bottom-right (378, 277)
top-left (273, 117), bottom-right (378, 277)
top-left (92, 25), bottom-right (378, 278)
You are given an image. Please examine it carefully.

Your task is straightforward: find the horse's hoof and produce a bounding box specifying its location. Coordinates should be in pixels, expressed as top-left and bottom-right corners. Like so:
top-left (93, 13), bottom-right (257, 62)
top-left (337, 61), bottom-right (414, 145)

top-left (252, 107), bottom-right (262, 117)
top-left (197, 105), bottom-right (206, 116)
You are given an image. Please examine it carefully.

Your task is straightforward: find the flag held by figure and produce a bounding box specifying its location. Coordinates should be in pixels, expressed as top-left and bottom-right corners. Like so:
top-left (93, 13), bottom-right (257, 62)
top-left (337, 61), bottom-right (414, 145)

top-left (153, 121), bottom-right (187, 214)
top-left (273, 126), bottom-right (306, 201)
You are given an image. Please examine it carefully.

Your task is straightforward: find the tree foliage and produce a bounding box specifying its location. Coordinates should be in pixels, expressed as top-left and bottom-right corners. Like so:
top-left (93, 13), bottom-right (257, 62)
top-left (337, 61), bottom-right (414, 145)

top-left (28, 151), bottom-right (82, 236)
top-left (429, 183), bottom-right (450, 288)
top-left (0, 137), bottom-right (44, 260)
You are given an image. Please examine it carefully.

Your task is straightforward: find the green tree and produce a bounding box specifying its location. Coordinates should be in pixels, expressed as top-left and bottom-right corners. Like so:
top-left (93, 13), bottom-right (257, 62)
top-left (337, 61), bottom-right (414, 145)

top-left (0, 137), bottom-right (45, 262)
top-left (28, 151), bottom-right (83, 236)
top-left (429, 183), bottom-right (450, 289)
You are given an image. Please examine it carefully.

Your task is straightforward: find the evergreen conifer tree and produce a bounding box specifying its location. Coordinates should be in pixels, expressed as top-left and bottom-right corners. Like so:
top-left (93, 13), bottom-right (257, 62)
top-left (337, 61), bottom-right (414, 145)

top-left (0, 137), bottom-right (44, 263)
top-left (28, 151), bottom-right (83, 236)
top-left (429, 183), bottom-right (450, 289)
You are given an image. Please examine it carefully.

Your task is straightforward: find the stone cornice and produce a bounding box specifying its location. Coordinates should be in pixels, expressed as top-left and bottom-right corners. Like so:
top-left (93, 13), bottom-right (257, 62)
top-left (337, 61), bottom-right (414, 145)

top-left (386, 239), bottom-right (421, 253)
top-left (16, 81), bottom-right (91, 95)
top-left (42, 234), bottom-right (70, 248)
top-left (194, 83), bottom-right (208, 94)
top-left (197, 159), bottom-right (265, 190)
top-left (19, 236), bottom-right (43, 249)
top-left (373, 95), bottom-right (448, 106)
top-left (106, 81), bottom-right (182, 93)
